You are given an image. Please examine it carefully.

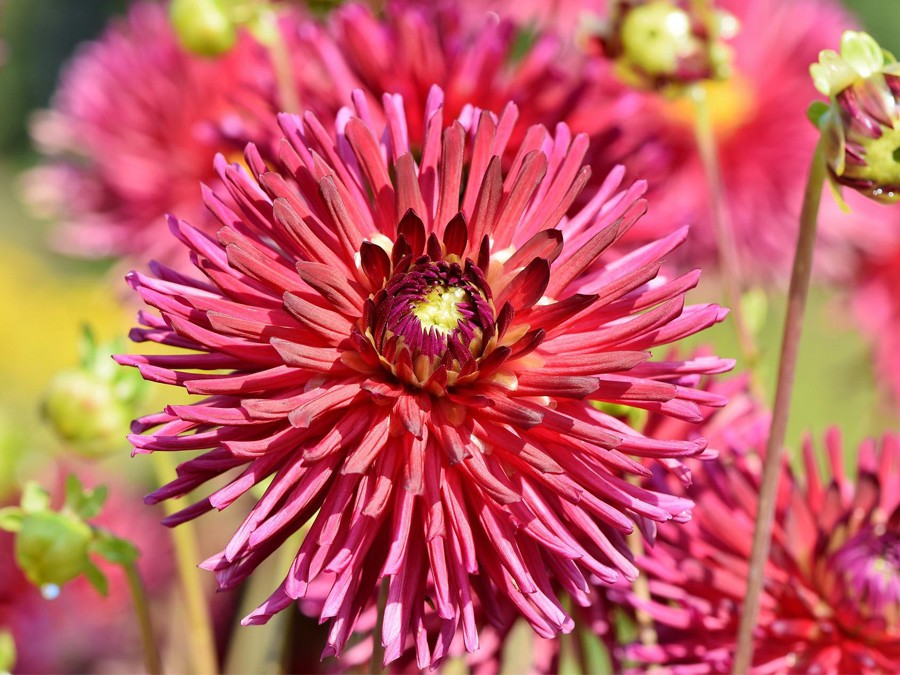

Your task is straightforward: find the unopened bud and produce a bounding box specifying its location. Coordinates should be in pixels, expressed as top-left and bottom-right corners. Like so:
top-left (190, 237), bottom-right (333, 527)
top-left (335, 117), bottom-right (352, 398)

top-left (170, 0), bottom-right (237, 56)
top-left (810, 31), bottom-right (900, 205)
top-left (15, 511), bottom-right (92, 588)
top-left (594, 0), bottom-right (737, 92)
top-left (42, 328), bottom-right (148, 458)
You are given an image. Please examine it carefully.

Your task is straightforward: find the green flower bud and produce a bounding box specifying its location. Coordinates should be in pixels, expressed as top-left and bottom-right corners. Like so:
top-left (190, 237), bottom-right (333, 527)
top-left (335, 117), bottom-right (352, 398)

top-left (594, 0), bottom-right (737, 92)
top-left (42, 370), bottom-right (132, 456)
top-left (170, 0), bottom-right (238, 56)
top-left (15, 510), bottom-right (92, 588)
top-left (810, 31), bottom-right (900, 205)
top-left (42, 328), bottom-right (148, 458)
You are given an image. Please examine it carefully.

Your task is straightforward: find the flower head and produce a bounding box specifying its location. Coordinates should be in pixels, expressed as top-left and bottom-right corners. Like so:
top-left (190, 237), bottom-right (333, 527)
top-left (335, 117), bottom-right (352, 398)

top-left (810, 30), bottom-right (900, 205)
top-left (120, 89), bottom-right (730, 668)
top-left (29, 1), bottom-right (604, 270)
top-left (594, 0), bottom-right (737, 92)
top-left (25, 2), bottom-right (271, 264)
top-left (626, 429), bottom-right (900, 673)
top-left (576, 0), bottom-right (900, 281)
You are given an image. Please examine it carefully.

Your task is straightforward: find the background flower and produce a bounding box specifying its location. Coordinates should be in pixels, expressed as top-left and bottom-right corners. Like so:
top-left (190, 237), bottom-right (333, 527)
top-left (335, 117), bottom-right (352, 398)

top-left (625, 428), bottom-right (900, 673)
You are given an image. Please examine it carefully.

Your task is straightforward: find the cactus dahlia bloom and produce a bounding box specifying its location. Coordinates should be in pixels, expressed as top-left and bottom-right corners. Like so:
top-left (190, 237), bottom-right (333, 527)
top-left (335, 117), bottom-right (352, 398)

top-left (626, 429), bottom-right (900, 673)
top-left (119, 89), bottom-right (730, 668)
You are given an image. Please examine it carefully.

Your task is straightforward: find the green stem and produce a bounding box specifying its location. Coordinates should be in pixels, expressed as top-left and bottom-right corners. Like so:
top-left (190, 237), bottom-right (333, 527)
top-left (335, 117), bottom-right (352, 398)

top-left (690, 85), bottom-right (762, 380)
top-left (223, 530), bottom-right (305, 674)
top-left (368, 578), bottom-right (389, 675)
top-left (151, 453), bottom-right (218, 675)
top-left (731, 143), bottom-right (826, 674)
top-left (124, 561), bottom-right (164, 675)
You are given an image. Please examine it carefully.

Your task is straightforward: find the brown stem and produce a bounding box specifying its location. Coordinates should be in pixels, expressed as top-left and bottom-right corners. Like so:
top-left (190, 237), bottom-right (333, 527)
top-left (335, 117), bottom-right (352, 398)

top-left (731, 143), bottom-right (826, 674)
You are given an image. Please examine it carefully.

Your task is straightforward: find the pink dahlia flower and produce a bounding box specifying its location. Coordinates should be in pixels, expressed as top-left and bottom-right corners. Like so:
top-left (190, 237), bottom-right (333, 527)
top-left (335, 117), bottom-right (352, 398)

top-left (577, 0), bottom-right (900, 281)
top-left (853, 247), bottom-right (900, 406)
top-left (626, 428), bottom-right (900, 673)
top-left (119, 89), bottom-right (731, 668)
top-left (27, 2), bottom-right (274, 264)
top-left (31, 1), bottom-right (605, 270)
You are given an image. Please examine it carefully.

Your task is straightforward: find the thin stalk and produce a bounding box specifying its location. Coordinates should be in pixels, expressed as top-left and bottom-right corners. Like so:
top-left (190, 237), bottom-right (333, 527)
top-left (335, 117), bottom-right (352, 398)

top-left (223, 529), bottom-right (306, 674)
top-left (731, 143), bottom-right (826, 674)
top-left (626, 475), bottom-right (657, 648)
top-left (124, 560), bottom-right (164, 675)
top-left (266, 12), bottom-right (301, 114)
top-left (690, 85), bottom-right (761, 378)
top-left (368, 578), bottom-right (389, 675)
top-left (152, 453), bottom-right (218, 675)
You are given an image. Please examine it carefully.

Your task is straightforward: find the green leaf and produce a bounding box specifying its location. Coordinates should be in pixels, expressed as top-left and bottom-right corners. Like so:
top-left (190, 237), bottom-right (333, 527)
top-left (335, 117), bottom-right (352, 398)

top-left (0, 629), bottom-right (16, 673)
top-left (64, 474), bottom-right (84, 511)
top-left (92, 534), bottom-right (139, 566)
top-left (78, 486), bottom-right (108, 520)
top-left (20, 483), bottom-right (50, 514)
top-left (83, 562), bottom-right (109, 596)
top-left (0, 508), bottom-right (22, 533)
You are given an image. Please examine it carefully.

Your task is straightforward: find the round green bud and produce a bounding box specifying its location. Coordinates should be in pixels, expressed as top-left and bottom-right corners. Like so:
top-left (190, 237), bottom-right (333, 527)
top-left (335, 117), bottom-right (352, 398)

top-left (170, 0), bottom-right (237, 57)
top-left (42, 370), bottom-right (131, 457)
top-left (619, 2), bottom-right (697, 78)
top-left (15, 511), bottom-right (92, 588)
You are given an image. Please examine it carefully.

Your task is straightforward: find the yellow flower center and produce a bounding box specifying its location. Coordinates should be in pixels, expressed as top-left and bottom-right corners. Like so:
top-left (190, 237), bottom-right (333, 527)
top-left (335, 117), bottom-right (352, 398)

top-left (665, 75), bottom-right (755, 139)
top-left (411, 285), bottom-right (466, 335)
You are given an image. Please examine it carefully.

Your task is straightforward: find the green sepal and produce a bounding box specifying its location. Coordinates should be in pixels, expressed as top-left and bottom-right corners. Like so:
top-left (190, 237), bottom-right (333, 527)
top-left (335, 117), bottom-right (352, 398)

top-left (0, 508), bottom-right (23, 533)
top-left (827, 174), bottom-right (852, 213)
top-left (64, 474), bottom-right (108, 520)
top-left (83, 561), bottom-right (109, 596)
top-left (92, 533), bottom-right (140, 566)
top-left (20, 483), bottom-right (50, 514)
top-left (806, 101), bottom-right (830, 127)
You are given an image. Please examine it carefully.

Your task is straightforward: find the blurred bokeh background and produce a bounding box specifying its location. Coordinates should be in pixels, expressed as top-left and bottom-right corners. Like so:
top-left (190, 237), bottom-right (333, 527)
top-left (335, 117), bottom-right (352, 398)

top-left (0, 0), bottom-right (898, 671)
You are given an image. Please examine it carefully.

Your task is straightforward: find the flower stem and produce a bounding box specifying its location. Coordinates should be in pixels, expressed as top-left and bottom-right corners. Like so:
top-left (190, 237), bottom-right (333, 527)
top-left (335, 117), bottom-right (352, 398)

top-left (368, 577), bottom-right (389, 675)
top-left (124, 560), bottom-right (164, 675)
top-left (265, 11), bottom-right (300, 114)
top-left (151, 453), bottom-right (218, 675)
top-left (690, 85), bottom-right (761, 377)
top-left (731, 142), bottom-right (826, 674)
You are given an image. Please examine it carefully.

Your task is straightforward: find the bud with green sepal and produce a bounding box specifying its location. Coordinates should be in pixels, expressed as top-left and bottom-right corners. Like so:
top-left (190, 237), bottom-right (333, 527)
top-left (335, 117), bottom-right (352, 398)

top-left (169, 0), bottom-right (288, 56)
top-left (0, 476), bottom-right (138, 597)
top-left (591, 0), bottom-right (738, 93)
top-left (809, 31), bottom-right (900, 206)
top-left (41, 326), bottom-right (149, 458)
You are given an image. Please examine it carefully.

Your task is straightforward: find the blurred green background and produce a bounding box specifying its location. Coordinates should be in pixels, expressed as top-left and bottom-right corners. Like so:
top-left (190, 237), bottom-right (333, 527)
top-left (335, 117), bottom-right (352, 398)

top-left (0, 0), bottom-right (898, 467)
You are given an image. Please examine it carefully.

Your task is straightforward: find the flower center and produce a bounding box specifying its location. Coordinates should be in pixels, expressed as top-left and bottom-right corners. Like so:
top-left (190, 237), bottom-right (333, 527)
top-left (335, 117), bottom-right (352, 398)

top-left (832, 524), bottom-right (900, 623)
top-left (363, 258), bottom-right (496, 390)
top-left (411, 285), bottom-right (467, 336)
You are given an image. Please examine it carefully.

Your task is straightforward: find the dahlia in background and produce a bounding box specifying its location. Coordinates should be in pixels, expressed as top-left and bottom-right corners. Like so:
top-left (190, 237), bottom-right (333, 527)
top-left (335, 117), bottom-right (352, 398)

top-left (626, 428), bottom-right (900, 672)
top-left (853, 247), bottom-right (900, 406)
top-left (573, 0), bottom-right (900, 281)
top-left (119, 86), bottom-right (730, 667)
top-left (28, 0), bottom-right (608, 271)
top-left (25, 2), bottom-right (277, 265)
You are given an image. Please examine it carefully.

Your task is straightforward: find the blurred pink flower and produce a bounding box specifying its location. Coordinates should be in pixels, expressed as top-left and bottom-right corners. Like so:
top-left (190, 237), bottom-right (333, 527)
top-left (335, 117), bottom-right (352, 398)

top-left (576, 0), bottom-right (900, 281)
top-left (853, 247), bottom-right (900, 406)
top-left (26, 2), bottom-right (274, 265)
top-left (626, 428), bottom-right (900, 673)
top-left (29, 1), bottom-right (607, 271)
top-left (119, 89), bottom-right (730, 668)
